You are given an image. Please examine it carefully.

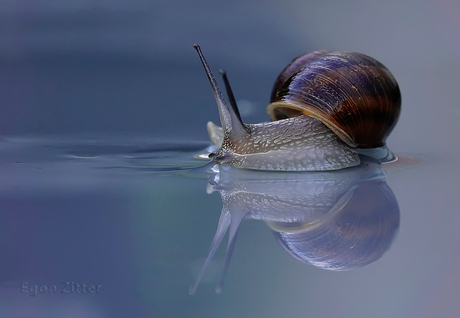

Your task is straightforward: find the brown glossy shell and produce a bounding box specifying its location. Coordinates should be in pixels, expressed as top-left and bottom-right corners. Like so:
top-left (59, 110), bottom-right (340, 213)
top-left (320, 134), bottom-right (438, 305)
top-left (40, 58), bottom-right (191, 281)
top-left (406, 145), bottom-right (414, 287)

top-left (267, 51), bottom-right (401, 148)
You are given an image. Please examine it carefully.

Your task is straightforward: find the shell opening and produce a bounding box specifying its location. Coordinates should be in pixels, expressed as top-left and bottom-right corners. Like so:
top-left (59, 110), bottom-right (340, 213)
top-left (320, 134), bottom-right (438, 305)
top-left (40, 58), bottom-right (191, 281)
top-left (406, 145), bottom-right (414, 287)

top-left (267, 101), bottom-right (357, 148)
top-left (270, 107), bottom-right (305, 120)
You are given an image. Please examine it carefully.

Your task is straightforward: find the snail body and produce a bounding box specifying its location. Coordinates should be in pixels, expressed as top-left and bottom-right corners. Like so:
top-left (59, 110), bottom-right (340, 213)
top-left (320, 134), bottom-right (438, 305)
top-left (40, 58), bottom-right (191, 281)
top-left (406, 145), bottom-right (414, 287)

top-left (193, 45), bottom-right (401, 171)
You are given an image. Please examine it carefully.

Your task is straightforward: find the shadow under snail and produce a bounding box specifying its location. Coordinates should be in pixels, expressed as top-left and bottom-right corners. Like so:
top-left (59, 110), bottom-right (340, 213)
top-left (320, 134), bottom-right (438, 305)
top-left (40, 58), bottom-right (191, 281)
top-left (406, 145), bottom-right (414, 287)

top-left (193, 44), bottom-right (401, 171)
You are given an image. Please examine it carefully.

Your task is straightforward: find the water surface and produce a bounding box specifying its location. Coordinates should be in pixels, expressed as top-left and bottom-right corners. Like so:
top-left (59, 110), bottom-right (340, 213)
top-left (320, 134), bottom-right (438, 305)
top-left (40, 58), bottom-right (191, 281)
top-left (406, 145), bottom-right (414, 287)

top-left (1, 135), bottom-right (459, 318)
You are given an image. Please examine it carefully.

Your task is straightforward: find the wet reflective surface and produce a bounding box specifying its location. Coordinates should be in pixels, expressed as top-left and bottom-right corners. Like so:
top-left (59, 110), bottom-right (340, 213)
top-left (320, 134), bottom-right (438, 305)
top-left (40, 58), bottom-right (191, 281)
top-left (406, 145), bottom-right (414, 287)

top-left (2, 0), bottom-right (460, 317)
top-left (1, 137), bottom-right (460, 317)
top-left (190, 158), bottom-right (400, 294)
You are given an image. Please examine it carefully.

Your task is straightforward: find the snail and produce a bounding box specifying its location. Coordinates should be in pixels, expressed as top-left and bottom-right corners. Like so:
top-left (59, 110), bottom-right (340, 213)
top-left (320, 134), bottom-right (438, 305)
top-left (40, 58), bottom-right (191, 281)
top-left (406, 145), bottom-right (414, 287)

top-left (189, 159), bottom-right (400, 294)
top-left (193, 44), bottom-right (401, 171)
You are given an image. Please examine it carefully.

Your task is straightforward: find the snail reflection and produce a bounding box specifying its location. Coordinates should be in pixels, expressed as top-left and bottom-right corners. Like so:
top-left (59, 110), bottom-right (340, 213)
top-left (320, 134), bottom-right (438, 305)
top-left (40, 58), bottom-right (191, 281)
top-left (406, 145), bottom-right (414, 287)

top-left (190, 157), bottom-right (399, 294)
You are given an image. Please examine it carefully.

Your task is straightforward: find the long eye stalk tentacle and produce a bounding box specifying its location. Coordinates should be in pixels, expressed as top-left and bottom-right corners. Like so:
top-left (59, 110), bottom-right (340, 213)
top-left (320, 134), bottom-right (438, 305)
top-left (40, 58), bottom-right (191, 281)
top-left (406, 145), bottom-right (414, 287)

top-left (219, 69), bottom-right (243, 125)
top-left (193, 44), bottom-right (247, 139)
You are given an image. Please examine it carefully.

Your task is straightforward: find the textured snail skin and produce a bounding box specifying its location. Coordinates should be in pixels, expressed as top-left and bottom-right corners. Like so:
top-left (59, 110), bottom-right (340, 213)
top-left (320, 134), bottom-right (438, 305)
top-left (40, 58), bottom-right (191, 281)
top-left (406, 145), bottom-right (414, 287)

top-left (210, 115), bottom-right (359, 171)
top-left (194, 45), bottom-right (400, 171)
top-left (267, 51), bottom-right (401, 148)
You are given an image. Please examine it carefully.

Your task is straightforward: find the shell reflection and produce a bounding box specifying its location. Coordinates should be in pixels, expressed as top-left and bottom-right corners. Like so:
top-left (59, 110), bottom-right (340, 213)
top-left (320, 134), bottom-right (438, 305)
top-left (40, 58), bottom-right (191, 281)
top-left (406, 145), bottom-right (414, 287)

top-left (190, 158), bottom-right (399, 294)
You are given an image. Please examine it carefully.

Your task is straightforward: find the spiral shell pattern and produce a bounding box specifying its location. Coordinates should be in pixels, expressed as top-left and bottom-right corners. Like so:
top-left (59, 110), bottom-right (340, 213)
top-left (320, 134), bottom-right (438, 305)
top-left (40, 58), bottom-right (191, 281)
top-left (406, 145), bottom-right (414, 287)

top-left (267, 51), bottom-right (401, 148)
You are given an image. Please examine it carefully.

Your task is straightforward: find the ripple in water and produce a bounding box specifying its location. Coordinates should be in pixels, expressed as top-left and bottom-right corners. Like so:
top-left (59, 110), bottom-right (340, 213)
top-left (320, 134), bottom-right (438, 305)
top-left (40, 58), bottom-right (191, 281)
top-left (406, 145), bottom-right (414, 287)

top-left (0, 136), bottom-right (212, 173)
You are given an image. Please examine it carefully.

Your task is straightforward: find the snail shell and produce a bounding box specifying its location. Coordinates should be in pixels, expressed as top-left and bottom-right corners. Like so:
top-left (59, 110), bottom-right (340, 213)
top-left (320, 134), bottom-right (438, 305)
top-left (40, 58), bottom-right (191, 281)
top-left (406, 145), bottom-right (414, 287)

top-left (267, 50), bottom-right (401, 148)
top-left (193, 45), bottom-right (401, 171)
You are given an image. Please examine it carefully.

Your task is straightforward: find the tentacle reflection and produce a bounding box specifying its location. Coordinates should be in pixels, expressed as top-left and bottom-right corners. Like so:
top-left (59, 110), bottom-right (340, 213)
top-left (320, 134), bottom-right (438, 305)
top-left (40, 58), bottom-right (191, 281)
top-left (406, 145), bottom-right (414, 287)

top-left (190, 158), bottom-right (400, 294)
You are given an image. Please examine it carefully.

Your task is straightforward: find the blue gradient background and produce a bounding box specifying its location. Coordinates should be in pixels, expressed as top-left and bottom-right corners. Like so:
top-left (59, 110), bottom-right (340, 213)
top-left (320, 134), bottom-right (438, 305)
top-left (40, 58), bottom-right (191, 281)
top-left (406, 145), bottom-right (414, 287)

top-left (1, 0), bottom-right (460, 317)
